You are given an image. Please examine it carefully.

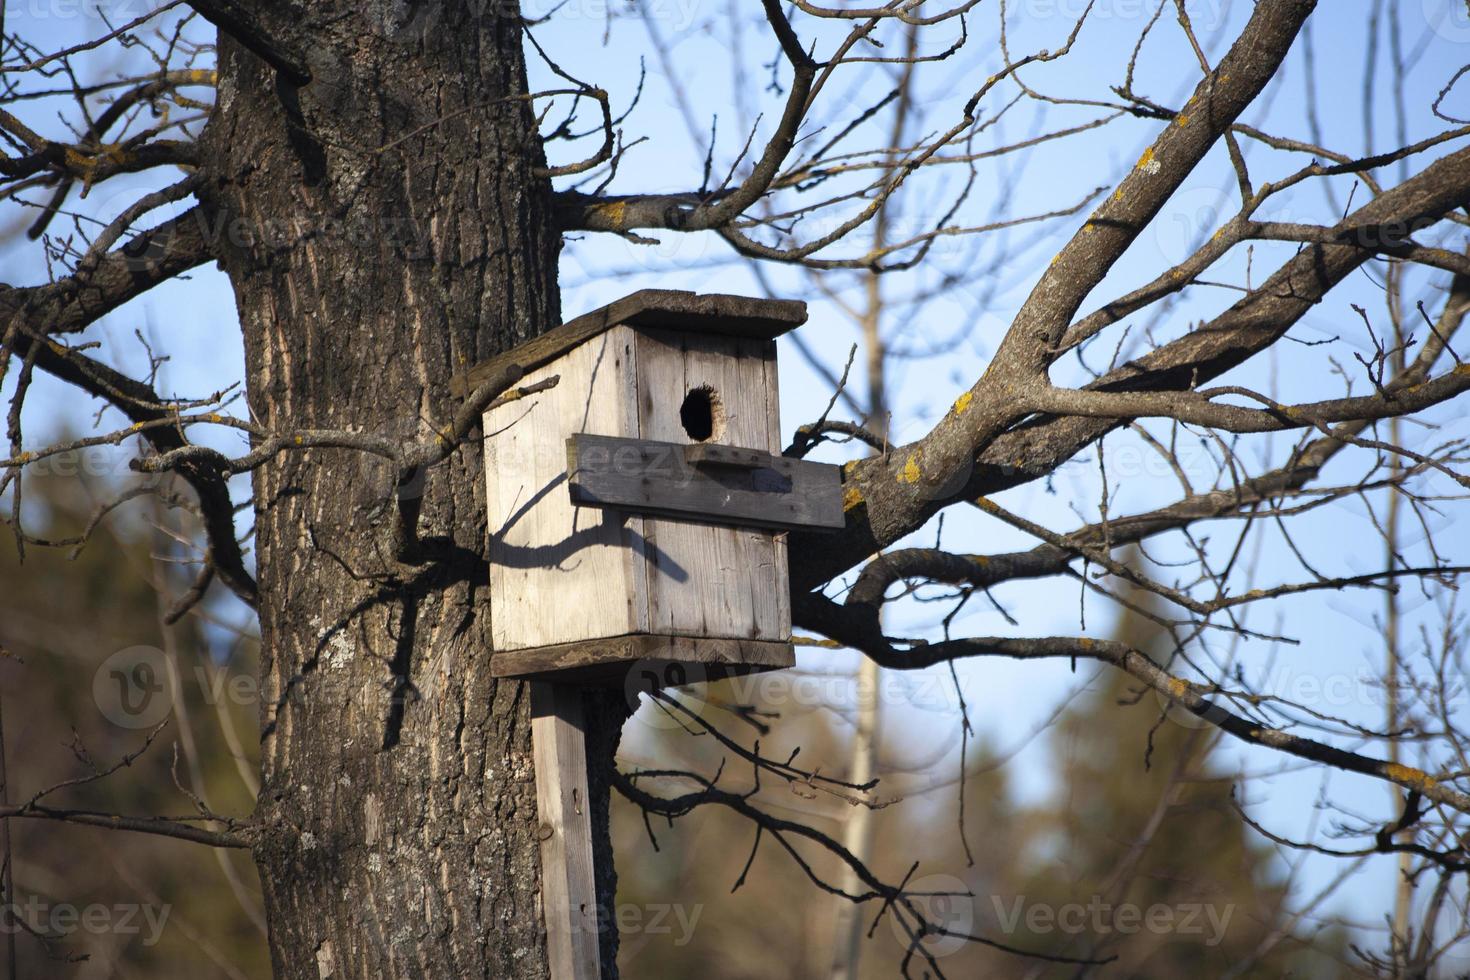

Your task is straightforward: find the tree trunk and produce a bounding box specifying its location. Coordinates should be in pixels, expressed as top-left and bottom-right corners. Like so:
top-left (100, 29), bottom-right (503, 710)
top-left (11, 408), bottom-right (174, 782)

top-left (199, 6), bottom-right (624, 976)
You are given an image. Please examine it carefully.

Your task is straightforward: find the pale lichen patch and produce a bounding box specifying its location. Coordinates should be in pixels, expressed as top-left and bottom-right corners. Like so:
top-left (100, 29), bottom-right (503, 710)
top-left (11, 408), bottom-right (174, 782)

top-left (316, 940), bottom-right (336, 979)
top-left (322, 630), bottom-right (355, 671)
top-left (1137, 146), bottom-right (1161, 175)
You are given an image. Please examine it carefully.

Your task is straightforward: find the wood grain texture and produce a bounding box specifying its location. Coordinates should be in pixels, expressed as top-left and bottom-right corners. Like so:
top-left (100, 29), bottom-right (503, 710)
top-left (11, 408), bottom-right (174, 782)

top-left (452, 290), bottom-right (807, 397)
top-left (494, 634), bottom-right (795, 685)
top-left (567, 434), bottom-right (843, 531)
top-left (762, 347), bottom-right (793, 643)
top-left (636, 329), bottom-right (789, 642)
top-left (485, 325), bottom-right (648, 651)
top-left (683, 442), bottom-right (798, 473)
top-left (530, 683), bottom-right (602, 980)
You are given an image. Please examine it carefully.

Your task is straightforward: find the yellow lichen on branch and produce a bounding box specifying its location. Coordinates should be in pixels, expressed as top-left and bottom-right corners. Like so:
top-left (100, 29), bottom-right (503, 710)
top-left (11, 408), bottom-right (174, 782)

top-left (593, 200), bottom-right (628, 228)
top-left (1383, 762), bottom-right (1439, 793)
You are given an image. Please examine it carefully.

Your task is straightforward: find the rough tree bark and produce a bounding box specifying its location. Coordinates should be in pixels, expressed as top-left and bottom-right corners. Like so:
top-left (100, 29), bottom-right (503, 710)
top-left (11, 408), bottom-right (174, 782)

top-left (198, 6), bottom-right (623, 977)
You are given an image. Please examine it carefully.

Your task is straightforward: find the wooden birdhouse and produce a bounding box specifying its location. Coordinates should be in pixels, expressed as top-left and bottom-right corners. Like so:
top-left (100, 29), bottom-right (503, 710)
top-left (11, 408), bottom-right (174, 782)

top-left (456, 290), bottom-right (843, 686)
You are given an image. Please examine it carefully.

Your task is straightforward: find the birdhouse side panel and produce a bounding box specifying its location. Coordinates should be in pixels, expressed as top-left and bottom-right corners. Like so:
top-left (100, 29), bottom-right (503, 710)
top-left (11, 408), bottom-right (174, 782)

top-left (763, 349), bottom-right (792, 634)
top-left (484, 325), bottom-right (648, 651)
top-left (634, 328), bottom-right (791, 642)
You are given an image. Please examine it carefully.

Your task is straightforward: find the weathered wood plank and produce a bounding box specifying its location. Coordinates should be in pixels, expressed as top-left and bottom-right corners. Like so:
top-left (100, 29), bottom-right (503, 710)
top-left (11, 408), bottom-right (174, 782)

top-left (761, 345), bottom-right (792, 647)
top-left (530, 683), bottom-right (602, 980)
top-left (638, 332), bottom-right (782, 640)
top-left (451, 290), bottom-right (807, 398)
top-left (485, 326), bottom-right (647, 651)
top-left (683, 442), bottom-right (797, 473)
top-left (494, 634), bottom-right (795, 684)
top-left (567, 433), bottom-right (844, 532)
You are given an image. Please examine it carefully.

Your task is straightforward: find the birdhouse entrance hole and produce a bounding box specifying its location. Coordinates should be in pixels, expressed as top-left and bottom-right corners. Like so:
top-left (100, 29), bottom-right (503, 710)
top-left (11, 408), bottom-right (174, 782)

top-left (679, 385), bottom-right (722, 442)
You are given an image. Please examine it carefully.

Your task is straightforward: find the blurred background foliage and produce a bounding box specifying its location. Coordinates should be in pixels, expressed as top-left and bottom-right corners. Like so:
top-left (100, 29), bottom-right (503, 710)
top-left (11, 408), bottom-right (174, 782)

top-left (2, 459), bottom-right (1351, 977)
top-left (613, 569), bottom-right (1350, 978)
top-left (1, 451), bottom-right (268, 979)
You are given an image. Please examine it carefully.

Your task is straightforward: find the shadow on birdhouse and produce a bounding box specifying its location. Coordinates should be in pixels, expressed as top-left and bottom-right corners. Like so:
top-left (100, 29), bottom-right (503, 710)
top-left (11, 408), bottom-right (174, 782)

top-left (453, 290), bottom-right (843, 688)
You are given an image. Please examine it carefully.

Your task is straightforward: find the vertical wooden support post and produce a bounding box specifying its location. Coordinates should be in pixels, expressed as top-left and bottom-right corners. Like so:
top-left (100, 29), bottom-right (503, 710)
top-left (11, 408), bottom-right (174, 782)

top-left (530, 681), bottom-right (602, 980)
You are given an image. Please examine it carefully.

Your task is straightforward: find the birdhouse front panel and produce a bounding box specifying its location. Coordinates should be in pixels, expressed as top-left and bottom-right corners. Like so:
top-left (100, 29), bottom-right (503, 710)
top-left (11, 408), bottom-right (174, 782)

top-left (632, 328), bottom-right (790, 644)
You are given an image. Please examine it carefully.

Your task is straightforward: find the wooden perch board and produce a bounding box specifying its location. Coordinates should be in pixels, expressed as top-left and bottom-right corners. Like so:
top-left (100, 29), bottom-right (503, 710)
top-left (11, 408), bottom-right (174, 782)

top-left (566, 433), bottom-right (845, 532)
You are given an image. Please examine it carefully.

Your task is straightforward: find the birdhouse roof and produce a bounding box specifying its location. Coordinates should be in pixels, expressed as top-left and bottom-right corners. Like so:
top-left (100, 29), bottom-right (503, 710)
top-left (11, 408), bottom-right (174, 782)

top-left (450, 290), bottom-right (807, 398)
